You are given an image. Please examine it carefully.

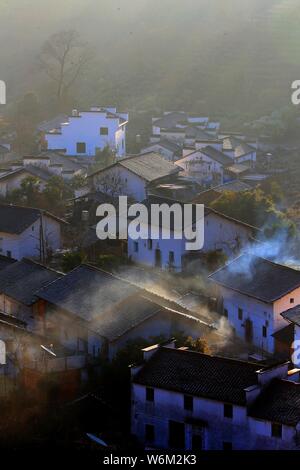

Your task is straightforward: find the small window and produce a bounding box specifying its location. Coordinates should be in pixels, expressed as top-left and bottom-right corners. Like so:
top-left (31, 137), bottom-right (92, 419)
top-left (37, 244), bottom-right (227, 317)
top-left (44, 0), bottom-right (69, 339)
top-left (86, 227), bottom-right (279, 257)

top-left (134, 242), bottom-right (139, 253)
top-left (145, 424), bottom-right (155, 443)
top-left (238, 308), bottom-right (243, 321)
top-left (223, 441), bottom-right (232, 450)
top-left (122, 140), bottom-right (124, 149)
top-left (271, 423), bottom-right (282, 438)
top-left (184, 395), bottom-right (193, 411)
top-left (262, 326), bottom-right (267, 338)
top-left (146, 387), bottom-right (154, 402)
top-left (223, 308), bottom-right (228, 318)
top-left (76, 142), bottom-right (86, 153)
top-left (100, 127), bottom-right (109, 136)
top-left (224, 403), bottom-right (233, 418)
top-left (169, 251), bottom-right (175, 264)
top-left (290, 298), bottom-right (295, 304)
top-left (6, 251), bottom-right (11, 258)
top-left (32, 226), bottom-right (34, 231)
top-left (148, 239), bottom-right (153, 250)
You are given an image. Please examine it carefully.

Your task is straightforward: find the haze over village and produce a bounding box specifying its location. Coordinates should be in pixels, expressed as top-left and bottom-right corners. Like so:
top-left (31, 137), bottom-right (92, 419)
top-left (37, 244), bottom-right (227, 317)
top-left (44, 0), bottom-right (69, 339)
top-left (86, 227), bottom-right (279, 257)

top-left (1, 0), bottom-right (300, 458)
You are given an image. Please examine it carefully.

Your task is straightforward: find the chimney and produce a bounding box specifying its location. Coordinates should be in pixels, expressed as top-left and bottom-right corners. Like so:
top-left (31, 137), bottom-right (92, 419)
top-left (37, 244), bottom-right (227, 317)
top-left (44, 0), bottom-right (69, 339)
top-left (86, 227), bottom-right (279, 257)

top-left (256, 362), bottom-right (289, 388)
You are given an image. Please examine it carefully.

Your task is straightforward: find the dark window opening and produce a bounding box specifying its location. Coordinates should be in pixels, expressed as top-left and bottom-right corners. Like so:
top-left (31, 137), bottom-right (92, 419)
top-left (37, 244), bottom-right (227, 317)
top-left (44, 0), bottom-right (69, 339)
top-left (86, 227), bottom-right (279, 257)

top-left (238, 308), bottom-right (243, 320)
top-left (223, 308), bottom-right (228, 318)
top-left (145, 424), bottom-right (155, 443)
top-left (6, 251), bottom-right (11, 258)
top-left (169, 251), bottom-right (175, 264)
top-left (184, 395), bottom-right (193, 411)
top-left (100, 127), bottom-right (109, 135)
top-left (290, 298), bottom-right (295, 304)
top-left (272, 423), bottom-right (282, 438)
top-left (169, 420), bottom-right (185, 449)
top-left (223, 441), bottom-right (232, 450)
top-left (76, 142), bottom-right (86, 153)
top-left (146, 387), bottom-right (154, 402)
top-left (262, 326), bottom-right (267, 338)
top-left (148, 239), bottom-right (153, 250)
top-left (224, 403), bottom-right (233, 418)
top-left (134, 242), bottom-right (139, 253)
top-left (192, 434), bottom-right (202, 451)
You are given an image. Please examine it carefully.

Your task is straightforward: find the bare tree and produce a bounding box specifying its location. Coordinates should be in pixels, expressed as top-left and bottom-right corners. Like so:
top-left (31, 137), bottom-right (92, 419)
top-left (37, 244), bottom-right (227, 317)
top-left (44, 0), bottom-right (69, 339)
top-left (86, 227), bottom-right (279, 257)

top-left (38, 30), bottom-right (92, 100)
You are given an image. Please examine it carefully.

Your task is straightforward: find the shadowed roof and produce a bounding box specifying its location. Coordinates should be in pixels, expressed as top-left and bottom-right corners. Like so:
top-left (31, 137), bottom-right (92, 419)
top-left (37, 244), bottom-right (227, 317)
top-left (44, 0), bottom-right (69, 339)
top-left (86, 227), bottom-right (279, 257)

top-left (134, 347), bottom-right (260, 405)
top-left (209, 254), bottom-right (300, 303)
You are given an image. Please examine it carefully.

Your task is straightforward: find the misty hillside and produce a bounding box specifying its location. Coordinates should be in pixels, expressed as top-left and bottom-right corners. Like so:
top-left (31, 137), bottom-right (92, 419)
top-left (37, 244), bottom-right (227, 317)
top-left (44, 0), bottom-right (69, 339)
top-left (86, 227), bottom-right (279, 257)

top-left (1, 0), bottom-right (300, 117)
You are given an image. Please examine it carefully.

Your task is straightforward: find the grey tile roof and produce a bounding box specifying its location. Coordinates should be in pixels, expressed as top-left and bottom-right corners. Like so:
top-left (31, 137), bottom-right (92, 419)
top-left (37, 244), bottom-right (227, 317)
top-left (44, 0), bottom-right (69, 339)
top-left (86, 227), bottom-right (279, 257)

top-left (134, 347), bottom-right (260, 405)
top-left (91, 296), bottom-right (162, 341)
top-left (222, 136), bottom-right (256, 158)
top-left (209, 255), bottom-right (300, 303)
top-left (213, 180), bottom-right (252, 193)
top-left (0, 165), bottom-right (52, 183)
top-left (0, 204), bottom-right (67, 234)
top-left (37, 264), bottom-right (140, 322)
top-left (37, 114), bottom-right (68, 133)
top-left (281, 305), bottom-right (300, 326)
top-left (0, 255), bottom-right (16, 271)
top-left (249, 379), bottom-right (300, 426)
top-left (0, 258), bottom-right (62, 305)
top-left (38, 151), bottom-right (85, 172)
top-left (89, 153), bottom-right (179, 182)
top-left (200, 146), bottom-right (233, 166)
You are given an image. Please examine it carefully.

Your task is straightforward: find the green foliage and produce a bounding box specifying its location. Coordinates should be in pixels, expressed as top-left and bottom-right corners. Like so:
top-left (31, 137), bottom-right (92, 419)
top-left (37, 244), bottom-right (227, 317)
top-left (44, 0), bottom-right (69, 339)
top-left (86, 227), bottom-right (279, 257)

top-left (61, 251), bottom-right (84, 272)
top-left (211, 188), bottom-right (296, 238)
top-left (96, 254), bottom-right (128, 271)
top-left (205, 250), bottom-right (228, 271)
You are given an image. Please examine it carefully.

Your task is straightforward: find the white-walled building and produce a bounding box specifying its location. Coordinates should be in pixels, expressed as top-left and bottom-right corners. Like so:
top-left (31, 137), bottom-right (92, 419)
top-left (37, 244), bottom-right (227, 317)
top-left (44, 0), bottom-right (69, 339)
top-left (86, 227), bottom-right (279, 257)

top-left (127, 197), bottom-right (257, 272)
top-left (175, 146), bottom-right (233, 185)
top-left (0, 204), bottom-right (66, 260)
top-left (209, 255), bottom-right (300, 354)
top-left (131, 343), bottom-right (300, 450)
top-left (140, 139), bottom-right (182, 162)
top-left (45, 107), bottom-right (128, 158)
top-left (89, 153), bottom-right (180, 201)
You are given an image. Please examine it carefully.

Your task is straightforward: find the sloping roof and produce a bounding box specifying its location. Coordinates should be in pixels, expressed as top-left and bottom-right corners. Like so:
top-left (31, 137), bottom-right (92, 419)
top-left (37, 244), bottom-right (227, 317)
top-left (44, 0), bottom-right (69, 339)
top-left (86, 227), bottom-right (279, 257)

top-left (37, 152), bottom-right (85, 172)
top-left (91, 296), bottom-right (162, 341)
top-left (0, 258), bottom-right (62, 305)
top-left (0, 145), bottom-right (9, 154)
top-left (0, 165), bottom-right (52, 183)
top-left (200, 146), bottom-right (233, 166)
top-left (155, 138), bottom-right (182, 153)
top-left (222, 137), bottom-right (256, 159)
top-left (134, 347), bottom-right (260, 405)
top-left (153, 112), bottom-right (188, 129)
top-left (0, 204), bottom-right (67, 234)
top-left (89, 153), bottom-right (179, 181)
top-left (281, 305), bottom-right (300, 327)
top-left (213, 180), bottom-right (253, 193)
top-left (0, 255), bottom-right (16, 271)
top-left (37, 264), bottom-right (139, 322)
top-left (37, 114), bottom-right (68, 133)
top-left (209, 254), bottom-right (300, 303)
top-left (249, 379), bottom-right (300, 426)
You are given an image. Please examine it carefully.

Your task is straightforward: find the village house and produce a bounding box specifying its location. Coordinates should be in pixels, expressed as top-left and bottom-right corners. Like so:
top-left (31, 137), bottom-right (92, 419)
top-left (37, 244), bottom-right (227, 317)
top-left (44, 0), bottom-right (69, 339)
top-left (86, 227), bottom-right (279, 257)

top-left (0, 258), bottom-right (62, 330)
top-left (127, 196), bottom-right (257, 272)
top-left (140, 139), bottom-right (182, 162)
top-left (45, 106), bottom-right (128, 158)
top-left (222, 136), bottom-right (257, 165)
top-left (0, 204), bottom-right (67, 260)
top-left (209, 254), bottom-right (300, 354)
top-left (175, 146), bottom-right (233, 185)
top-left (152, 112), bottom-right (220, 139)
top-left (0, 152), bottom-right (86, 193)
top-left (88, 152), bottom-right (180, 201)
top-left (131, 342), bottom-right (300, 450)
top-left (36, 264), bottom-right (212, 361)
top-left (0, 254), bottom-right (16, 271)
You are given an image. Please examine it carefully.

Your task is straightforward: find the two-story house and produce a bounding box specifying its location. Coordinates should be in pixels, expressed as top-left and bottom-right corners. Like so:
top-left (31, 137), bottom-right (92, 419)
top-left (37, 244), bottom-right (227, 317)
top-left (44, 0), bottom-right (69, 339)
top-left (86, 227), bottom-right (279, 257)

top-left (45, 107), bottom-right (128, 158)
top-left (0, 204), bottom-right (67, 260)
top-left (131, 342), bottom-right (300, 450)
top-left (209, 254), bottom-right (300, 354)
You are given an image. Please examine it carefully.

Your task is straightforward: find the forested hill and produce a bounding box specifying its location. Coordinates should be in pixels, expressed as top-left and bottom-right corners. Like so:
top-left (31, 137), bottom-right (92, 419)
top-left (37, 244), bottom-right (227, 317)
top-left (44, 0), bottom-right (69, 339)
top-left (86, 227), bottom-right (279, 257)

top-left (1, 0), bottom-right (300, 117)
